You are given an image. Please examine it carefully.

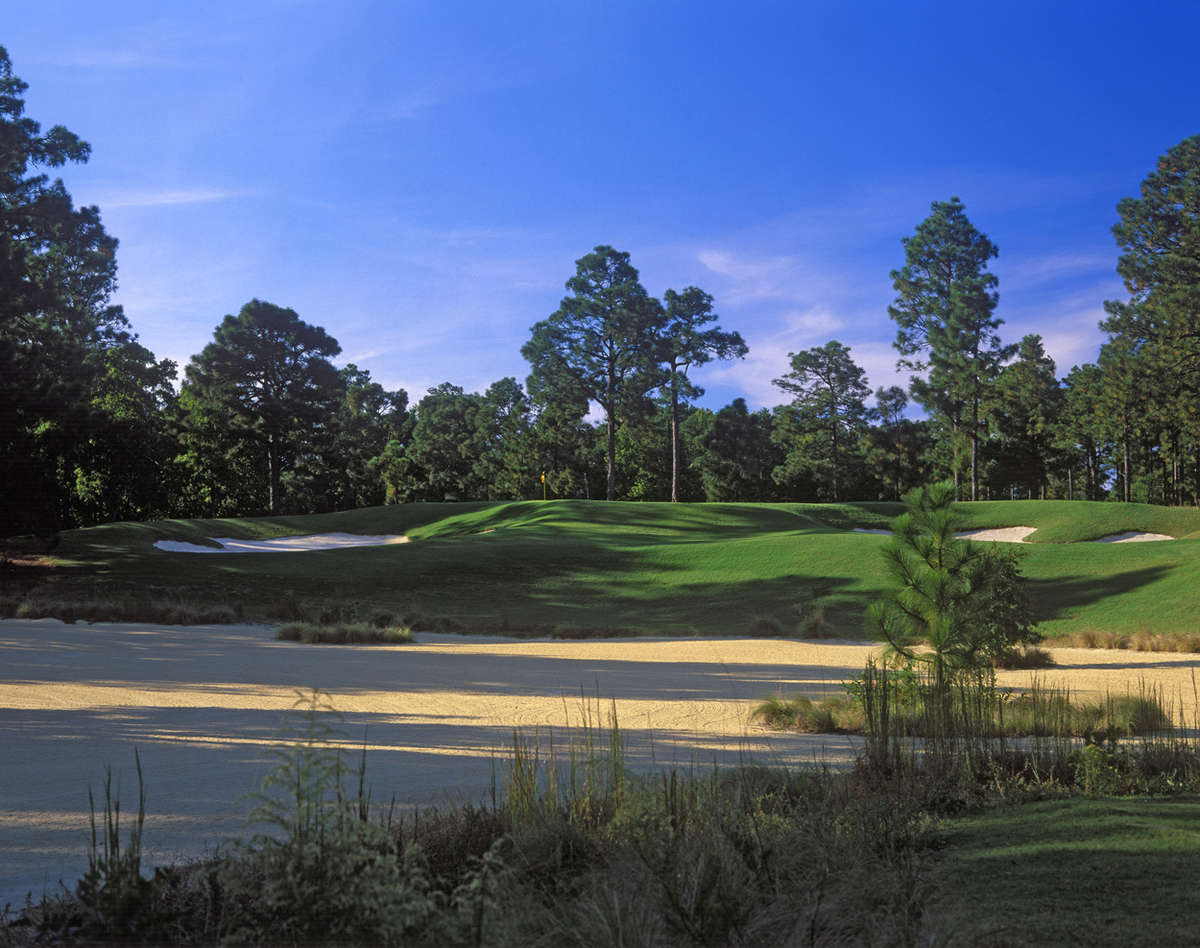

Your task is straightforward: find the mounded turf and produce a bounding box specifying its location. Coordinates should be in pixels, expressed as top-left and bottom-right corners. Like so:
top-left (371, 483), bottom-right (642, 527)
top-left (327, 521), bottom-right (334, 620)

top-left (26, 499), bottom-right (1200, 638)
top-left (930, 796), bottom-right (1200, 945)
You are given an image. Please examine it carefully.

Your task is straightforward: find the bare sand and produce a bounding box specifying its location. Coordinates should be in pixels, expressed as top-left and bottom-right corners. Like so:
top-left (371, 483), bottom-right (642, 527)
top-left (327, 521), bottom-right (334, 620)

top-left (1094, 531), bottom-right (1174, 543)
top-left (854, 526), bottom-right (1039, 542)
top-left (956, 526), bottom-right (1038, 543)
top-left (154, 533), bottom-right (410, 553)
top-left (2, 619), bottom-right (1197, 906)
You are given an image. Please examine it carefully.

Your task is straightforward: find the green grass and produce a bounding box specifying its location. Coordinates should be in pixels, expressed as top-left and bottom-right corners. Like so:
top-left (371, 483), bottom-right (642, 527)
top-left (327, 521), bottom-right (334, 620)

top-left (14, 498), bottom-right (1200, 639)
top-left (931, 796), bottom-right (1200, 945)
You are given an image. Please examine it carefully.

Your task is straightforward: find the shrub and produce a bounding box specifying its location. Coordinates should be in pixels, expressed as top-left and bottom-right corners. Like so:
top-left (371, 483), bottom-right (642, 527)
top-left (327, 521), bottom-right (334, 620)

top-left (870, 481), bottom-right (1039, 686)
top-left (276, 622), bottom-right (413, 644)
top-left (994, 646), bottom-right (1055, 669)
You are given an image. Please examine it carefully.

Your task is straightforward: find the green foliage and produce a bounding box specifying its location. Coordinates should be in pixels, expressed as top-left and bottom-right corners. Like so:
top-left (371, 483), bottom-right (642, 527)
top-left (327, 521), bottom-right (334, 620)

top-left (772, 340), bottom-right (871, 502)
top-left (180, 299), bottom-right (342, 515)
top-left (870, 482), bottom-right (1038, 680)
top-left (985, 334), bottom-right (1064, 498)
top-left (861, 387), bottom-right (932, 501)
top-left (659, 285), bottom-right (747, 502)
top-left (0, 45), bottom-right (176, 533)
top-left (890, 197), bottom-right (1013, 500)
top-left (690, 399), bottom-right (784, 501)
top-left (522, 245), bottom-right (668, 500)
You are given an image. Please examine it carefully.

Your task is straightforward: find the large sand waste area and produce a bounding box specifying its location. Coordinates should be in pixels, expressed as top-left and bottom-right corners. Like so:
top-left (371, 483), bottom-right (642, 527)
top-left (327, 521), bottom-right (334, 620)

top-left (3, 618), bottom-right (1199, 906)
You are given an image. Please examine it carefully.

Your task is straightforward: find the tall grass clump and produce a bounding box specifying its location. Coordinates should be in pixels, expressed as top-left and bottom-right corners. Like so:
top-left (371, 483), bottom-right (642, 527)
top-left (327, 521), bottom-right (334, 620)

top-left (276, 622), bottom-right (413, 644)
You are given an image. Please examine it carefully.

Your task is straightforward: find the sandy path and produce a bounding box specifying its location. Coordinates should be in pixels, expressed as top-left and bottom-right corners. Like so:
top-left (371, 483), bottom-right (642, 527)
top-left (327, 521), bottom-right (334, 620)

top-left (2, 619), bottom-right (1197, 907)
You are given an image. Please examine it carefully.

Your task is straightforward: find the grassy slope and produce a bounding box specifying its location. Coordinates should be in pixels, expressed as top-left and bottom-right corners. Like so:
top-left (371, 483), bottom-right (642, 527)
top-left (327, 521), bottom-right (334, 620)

top-left (931, 796), bottom-right (1200, 945)
top-left (38, 499), bottom-right (1200, 638)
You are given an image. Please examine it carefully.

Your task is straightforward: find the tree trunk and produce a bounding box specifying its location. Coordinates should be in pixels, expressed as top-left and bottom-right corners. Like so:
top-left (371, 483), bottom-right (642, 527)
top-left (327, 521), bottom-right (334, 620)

top-left (830, 417), bottom-right (840, 503)
top-left (266, 432), bottom-right (280, 515)
top-left (951, 419), bottom-right (961, 500)
top-left (1123, 435), bottom-right (1130, 503)
top-left (969, 417), bottom-right (978, 501)
top-left (606, 411), bottom-right (616, 501)
top-left (670, 377), bottom-right (680, 503)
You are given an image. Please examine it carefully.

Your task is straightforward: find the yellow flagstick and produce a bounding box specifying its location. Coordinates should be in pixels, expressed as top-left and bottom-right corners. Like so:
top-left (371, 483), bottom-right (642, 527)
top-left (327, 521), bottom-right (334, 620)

top-left (541, 471), bottom-right (546, 500)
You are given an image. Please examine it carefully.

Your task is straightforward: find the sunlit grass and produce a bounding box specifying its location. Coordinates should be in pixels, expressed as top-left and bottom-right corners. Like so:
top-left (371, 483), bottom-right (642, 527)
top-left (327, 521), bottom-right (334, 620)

top-left (19, 499), bottom-right (1200, 639)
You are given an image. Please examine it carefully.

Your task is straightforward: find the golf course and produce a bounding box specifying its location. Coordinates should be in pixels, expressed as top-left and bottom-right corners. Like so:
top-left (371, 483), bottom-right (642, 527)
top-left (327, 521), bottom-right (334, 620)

top-left (16, 498), bottom-right (1200, 643)
top-left (6, 497), bottom-right (1200, 944)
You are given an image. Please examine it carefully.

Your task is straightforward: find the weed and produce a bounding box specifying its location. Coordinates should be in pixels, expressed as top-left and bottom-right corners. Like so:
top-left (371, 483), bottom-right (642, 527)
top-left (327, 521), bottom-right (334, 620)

top-left (75, 749), bottom-right (151, 938)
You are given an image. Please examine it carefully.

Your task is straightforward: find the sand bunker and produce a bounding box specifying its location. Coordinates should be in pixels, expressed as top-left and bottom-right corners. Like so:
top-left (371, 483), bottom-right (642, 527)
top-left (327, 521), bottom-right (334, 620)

top-left (853, 526), bottom-right (1037, 542)
top-left (1094, 531), bottom-right (1173, 543)
top-left (956, 527), bottom-right (1037, 543)
top-left (154, 533), bottom-right (410, 553)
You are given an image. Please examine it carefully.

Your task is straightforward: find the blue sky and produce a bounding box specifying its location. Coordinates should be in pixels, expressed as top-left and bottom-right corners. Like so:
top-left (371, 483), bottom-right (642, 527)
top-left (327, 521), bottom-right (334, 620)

top-left (9, 1), bottom-right (1200, 411)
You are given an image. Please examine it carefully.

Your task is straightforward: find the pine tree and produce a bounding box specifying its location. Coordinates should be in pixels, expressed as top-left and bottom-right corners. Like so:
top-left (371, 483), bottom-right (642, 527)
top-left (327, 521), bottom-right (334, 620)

top-left (889, 197), bottom-right (1013, 501)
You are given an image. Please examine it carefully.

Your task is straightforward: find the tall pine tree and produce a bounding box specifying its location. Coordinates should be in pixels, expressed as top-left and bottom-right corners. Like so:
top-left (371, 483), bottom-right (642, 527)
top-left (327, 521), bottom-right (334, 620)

top-left (889, 197), bottom-right (1012, 500)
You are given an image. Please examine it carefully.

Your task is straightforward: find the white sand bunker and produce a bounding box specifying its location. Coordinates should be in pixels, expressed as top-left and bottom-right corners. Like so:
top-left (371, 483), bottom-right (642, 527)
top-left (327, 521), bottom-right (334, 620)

top-left (154, 533), bottom-right (410, 554)
top-left (853, 526), bottom-right (1036, 542)
top-left (1094, 531), bottom-right (1173, 543)
top-left (956, 527), bottom-right (1037, 543)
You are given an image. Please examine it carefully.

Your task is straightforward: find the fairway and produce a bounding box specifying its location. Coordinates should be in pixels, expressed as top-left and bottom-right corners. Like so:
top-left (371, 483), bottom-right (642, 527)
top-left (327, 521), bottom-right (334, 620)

top-left (22, 499), bottom-right (1200, 639)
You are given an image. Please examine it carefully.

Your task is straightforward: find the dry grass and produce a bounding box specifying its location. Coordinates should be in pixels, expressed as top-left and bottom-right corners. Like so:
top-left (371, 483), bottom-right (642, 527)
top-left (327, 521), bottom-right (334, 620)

top-left (276, 622), bottom-right (414, 644)
top-left (0, 593), bottom-right (241, 625)
top-left (747, 615), bottom-right (786, 637)
top-left (1064, 629), bottom-right (1200, 654)
top-left (994, 646), bottom-right (1056, 669)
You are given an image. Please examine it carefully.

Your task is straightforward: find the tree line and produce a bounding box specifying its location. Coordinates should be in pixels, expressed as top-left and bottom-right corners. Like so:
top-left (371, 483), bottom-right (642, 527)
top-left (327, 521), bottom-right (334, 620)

top-left (3, 45), bottom-right (1198, 532)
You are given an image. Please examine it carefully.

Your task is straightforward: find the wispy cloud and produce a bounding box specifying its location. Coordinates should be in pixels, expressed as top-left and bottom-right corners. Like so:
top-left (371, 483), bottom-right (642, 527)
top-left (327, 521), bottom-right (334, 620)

top-left (91, 187), bottom-right (247, 209)
top-left (783, 306), bottom-right (844, 334)
top-left (341, 348), bottom-right (390, 364)
top-left (696, 249), bottom-right (807, 305)
top-left (996, 251), bottom-right (1116, 290)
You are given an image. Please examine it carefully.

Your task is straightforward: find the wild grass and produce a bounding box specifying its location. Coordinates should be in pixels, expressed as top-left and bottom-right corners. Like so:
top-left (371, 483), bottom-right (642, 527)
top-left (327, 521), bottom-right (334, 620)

top-left (12, 690), bottom-right (929, 945)
top-left (276, 622), bottom-right (414, 644)
top-left (1066, 628), bottom-right (1200, 653)
top-left (755, 669), bottom-right (1175, 742)
top-left (992, 644), bottom-right (1056, 668)
top-left (0, 592), bottom-right (241, 625)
